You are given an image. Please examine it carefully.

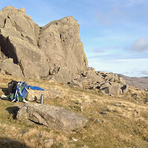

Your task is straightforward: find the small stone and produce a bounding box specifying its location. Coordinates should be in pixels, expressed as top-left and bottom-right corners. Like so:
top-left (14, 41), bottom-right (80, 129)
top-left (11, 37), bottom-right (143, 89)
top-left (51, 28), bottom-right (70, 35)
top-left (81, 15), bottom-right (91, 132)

top-left (72, 138), bottom-right (78, 142)
top-left (44, 139), bottom-right (53, 148)
top-left (80, 106), bottom-right (83, 111)
top-left (95, 119), bottom-right (99, 123)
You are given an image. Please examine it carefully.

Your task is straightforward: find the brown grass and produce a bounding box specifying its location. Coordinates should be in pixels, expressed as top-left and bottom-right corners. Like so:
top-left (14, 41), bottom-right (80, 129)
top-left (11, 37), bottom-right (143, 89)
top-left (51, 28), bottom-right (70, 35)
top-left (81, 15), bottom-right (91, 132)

top-left (0, 74), bottom-right (148, 148)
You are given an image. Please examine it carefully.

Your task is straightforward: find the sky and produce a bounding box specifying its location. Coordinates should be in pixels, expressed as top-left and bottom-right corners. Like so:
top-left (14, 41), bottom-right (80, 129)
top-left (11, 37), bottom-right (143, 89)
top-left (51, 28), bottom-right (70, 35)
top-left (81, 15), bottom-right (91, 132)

top-left (0, 0), bottom-right (148, 77)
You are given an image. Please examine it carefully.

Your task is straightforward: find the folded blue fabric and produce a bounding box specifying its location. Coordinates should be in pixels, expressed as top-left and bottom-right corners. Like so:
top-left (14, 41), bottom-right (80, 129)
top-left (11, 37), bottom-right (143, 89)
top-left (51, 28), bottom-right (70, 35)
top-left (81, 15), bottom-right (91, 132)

top-left (27, 85), bottom-right (44, 91)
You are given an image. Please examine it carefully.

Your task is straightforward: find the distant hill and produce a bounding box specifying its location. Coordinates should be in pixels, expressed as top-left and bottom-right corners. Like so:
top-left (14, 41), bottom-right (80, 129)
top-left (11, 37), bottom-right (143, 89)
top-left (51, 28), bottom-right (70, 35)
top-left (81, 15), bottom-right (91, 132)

top-left (118, 74), bottom-right (148, 90)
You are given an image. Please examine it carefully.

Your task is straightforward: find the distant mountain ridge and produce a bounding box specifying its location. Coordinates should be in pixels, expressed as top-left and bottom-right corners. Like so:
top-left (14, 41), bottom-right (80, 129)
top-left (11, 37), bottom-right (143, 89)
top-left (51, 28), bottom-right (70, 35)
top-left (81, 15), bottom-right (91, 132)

top-left (118, 74), bottom-right (148, 90)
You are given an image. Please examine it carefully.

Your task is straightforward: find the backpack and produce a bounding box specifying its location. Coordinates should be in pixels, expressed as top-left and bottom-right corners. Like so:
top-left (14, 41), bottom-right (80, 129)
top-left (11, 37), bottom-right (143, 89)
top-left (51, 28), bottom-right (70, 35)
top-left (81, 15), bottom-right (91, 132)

top-left (8, 81), bottom-right (28, 102)
top-left (8, 80), bottom-right (18, 94)
top-left (7, 80), bottom-right (44, 103)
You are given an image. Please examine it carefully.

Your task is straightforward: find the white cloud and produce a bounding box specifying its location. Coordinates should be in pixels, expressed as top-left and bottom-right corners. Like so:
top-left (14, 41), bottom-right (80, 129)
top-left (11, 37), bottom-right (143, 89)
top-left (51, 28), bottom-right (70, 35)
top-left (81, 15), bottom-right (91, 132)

top-left (128, 38), bottom-right (148, 52)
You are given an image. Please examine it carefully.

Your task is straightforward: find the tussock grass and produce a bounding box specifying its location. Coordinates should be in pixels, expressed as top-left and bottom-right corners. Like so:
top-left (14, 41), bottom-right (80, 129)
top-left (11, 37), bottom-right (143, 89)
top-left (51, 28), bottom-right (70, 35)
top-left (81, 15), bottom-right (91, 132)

top-left (0, 74), bottom-right (148, 148)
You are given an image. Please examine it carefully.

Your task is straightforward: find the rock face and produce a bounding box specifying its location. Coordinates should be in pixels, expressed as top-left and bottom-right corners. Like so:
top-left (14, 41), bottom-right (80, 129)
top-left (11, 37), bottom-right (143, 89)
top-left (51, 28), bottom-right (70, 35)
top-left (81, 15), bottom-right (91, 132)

top-left (16, 103), bottom-right (88, 132)
top-left (0, 6), bottom-right (129, 94)
top-left (0, 6), bottom-right (88, 82)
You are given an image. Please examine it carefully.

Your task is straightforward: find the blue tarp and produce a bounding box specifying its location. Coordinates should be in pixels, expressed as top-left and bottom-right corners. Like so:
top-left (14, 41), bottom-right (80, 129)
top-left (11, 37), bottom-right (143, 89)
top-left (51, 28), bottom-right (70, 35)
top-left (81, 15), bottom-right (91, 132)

top-left (27, 85), bottom-right (44, 91)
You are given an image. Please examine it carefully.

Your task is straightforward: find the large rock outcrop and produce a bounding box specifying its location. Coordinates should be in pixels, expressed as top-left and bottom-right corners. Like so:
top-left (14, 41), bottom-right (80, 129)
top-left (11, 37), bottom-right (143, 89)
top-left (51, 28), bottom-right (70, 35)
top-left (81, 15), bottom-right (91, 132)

top-left (16, 103), bottom-right (88, 132)
top-left (69, 68), bottom-right (129, 95)
top-left (0, 6), bottom-right (88, 82)
top-left (0, 6), bottom-right (129, 94)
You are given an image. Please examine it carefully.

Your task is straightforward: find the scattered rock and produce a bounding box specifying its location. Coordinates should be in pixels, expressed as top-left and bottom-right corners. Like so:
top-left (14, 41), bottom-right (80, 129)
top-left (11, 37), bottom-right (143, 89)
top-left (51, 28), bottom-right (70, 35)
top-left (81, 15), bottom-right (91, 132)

top-left (102, 85), bottom-right (122, 95)
top-left (70, 68), bottom-right (129, 95)
top-left (121, 85), bottom-right (129, 93)
top-left (94, 119), bottom-right (99, 123)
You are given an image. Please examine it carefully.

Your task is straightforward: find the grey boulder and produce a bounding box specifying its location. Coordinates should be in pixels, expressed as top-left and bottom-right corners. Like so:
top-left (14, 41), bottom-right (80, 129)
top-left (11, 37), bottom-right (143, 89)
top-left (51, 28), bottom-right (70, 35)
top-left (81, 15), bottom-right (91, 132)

top-left (16, 103), bottom-right (88, 132)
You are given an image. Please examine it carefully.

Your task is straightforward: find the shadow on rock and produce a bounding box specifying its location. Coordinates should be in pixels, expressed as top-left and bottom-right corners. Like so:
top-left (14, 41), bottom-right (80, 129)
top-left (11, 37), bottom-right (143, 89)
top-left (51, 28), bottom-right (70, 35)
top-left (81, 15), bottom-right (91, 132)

top-left (0, 137), bottom-right (30, 148)
top-left (6, 106), bottom-right (19, 119)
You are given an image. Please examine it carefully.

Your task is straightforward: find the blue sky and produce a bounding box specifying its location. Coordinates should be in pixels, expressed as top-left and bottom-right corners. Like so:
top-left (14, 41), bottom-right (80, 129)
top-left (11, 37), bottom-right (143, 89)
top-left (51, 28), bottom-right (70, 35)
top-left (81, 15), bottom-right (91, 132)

top-left (1, 0), bottom-right (148, 77)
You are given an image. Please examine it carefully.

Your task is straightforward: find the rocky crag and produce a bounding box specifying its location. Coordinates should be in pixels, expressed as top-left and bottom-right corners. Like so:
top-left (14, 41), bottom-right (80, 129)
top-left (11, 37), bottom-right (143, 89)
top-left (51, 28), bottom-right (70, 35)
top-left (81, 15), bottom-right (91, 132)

top-left (0, 6), bottom-right (88, 81)
top-left (0, 6), bottom-right (128, 95)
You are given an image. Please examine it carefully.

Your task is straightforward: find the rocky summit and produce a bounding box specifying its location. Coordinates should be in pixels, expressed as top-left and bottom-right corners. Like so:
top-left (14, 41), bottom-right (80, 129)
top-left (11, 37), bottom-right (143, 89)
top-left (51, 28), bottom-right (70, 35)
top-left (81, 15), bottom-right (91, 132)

top-left (0, 6), bottom-right (88, 82)
top-left (0, 6), bottom-right (129, 94)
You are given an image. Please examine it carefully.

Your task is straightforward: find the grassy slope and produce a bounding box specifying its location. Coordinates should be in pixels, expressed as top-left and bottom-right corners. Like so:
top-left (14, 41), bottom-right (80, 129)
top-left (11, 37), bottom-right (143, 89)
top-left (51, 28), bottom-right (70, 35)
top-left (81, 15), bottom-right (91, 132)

top-left (0, 74), bottom-right (148, 148)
